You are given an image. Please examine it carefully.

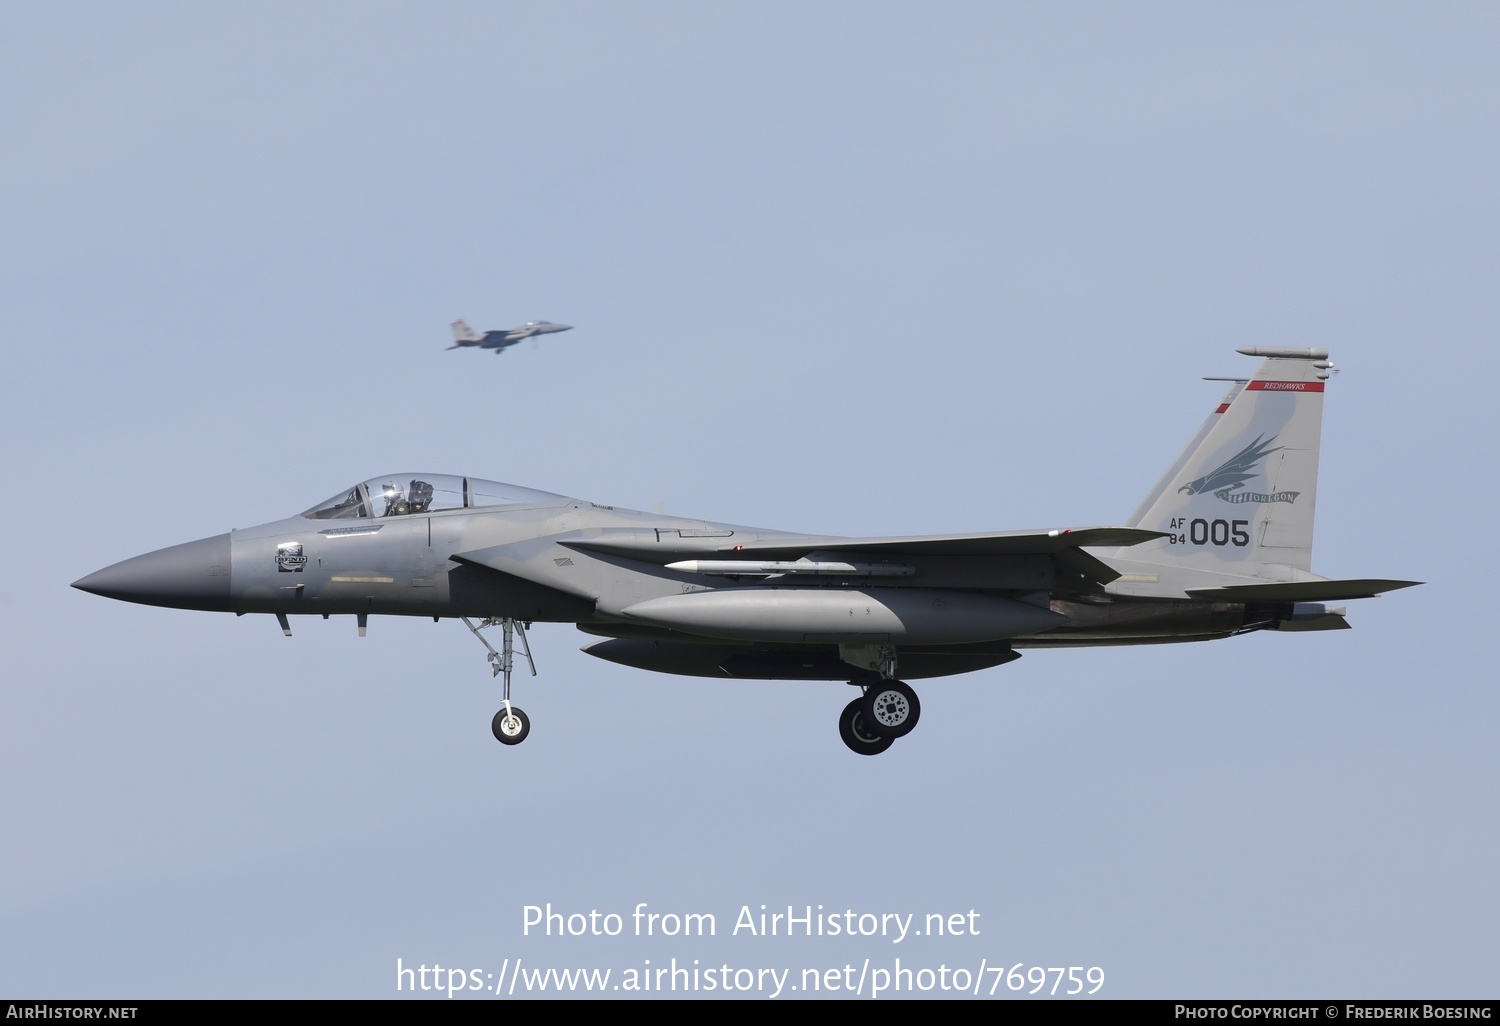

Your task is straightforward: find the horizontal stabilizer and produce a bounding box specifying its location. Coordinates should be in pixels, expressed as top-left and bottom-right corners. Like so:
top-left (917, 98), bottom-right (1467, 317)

top-left (1185, 579), bottom-right (1422, 602)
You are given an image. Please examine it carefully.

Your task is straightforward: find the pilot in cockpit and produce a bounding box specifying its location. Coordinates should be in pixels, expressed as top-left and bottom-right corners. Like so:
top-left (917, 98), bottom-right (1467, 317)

top-left (381, 482), bottom-right (409, 517)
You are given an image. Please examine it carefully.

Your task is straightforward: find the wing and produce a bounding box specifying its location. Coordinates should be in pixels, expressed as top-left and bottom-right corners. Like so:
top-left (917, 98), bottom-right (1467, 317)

top-left (557, 526), bottom-right (1165, 587)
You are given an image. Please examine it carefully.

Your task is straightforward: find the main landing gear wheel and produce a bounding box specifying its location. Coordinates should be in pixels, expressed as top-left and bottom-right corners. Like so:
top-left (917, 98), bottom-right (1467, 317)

top-left (492, 706), bottom-right (531, 745)
top-left (839, 698), bottom-right (894, 756)
top-left (862, 680), bottom-right (920, 739)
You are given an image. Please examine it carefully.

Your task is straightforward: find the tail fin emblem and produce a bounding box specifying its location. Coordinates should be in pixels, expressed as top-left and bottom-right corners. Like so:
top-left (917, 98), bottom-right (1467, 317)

top-left (1178, 434), bottom-right (1283, 498)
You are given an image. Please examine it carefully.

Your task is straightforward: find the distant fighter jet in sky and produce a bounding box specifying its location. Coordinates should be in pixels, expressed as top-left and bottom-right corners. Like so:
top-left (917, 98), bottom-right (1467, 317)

top-left (448, 319), bottom-right (573, 354)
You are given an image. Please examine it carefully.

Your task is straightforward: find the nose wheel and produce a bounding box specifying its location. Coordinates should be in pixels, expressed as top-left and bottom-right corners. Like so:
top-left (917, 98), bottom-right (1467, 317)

top-left (492, 705), bottom-right (531, 745)
top-left (464, 616), bottom-right (537, 747)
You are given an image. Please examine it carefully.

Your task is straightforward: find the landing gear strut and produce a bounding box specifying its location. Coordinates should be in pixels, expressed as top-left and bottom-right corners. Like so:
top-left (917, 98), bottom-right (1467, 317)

top-left (463, 616), bottom-right (536, 746)
top-left (836, 647), bottom-right (922, 755)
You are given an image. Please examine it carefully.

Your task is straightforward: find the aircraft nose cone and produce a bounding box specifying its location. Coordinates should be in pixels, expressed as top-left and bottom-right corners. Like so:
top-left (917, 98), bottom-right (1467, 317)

top-left (72, 533), bottom-right (233, 611)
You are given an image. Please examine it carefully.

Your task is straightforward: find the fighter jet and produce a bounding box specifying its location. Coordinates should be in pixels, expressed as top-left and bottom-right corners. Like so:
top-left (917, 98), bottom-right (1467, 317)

top-left (448, 318), bottom-right (573, 354)
top-left (73, 347), bottom-right (1419, 755)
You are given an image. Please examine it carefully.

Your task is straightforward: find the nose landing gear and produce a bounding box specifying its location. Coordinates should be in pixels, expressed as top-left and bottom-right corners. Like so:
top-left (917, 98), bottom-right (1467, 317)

top-left (491, 706), bottom-right (531, 745)
top-left (463, 616), bottom-right (536, 746)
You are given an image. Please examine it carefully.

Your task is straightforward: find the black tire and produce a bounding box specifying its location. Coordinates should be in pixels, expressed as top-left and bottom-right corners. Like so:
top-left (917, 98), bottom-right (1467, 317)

top-left (839, 697), bottom-right (894, 756)
top-left (492, 706), bottom-right (531, 745)
top-left (862, 681), bottom-right (920, 739)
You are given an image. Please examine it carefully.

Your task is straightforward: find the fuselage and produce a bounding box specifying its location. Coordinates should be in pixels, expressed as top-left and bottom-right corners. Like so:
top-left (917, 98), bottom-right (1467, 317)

top-left (73, 473), bottom-right (1273, 681)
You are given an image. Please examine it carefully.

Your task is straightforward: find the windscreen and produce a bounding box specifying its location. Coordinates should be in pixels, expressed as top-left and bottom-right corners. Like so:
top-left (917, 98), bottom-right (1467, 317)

top-left (302, 475), bottom-right (566, 519)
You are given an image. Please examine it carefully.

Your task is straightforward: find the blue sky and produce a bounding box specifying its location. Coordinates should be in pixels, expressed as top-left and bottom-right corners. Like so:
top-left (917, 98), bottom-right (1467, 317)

top-left (3, 2), bottom-right (1496, 999)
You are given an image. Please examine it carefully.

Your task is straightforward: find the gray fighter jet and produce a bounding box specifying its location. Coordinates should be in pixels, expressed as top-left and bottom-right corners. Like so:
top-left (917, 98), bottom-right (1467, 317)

top-left (448, 318), bottom-right (573, 354)
top-left (73, 347), bottom-right (1419, 755)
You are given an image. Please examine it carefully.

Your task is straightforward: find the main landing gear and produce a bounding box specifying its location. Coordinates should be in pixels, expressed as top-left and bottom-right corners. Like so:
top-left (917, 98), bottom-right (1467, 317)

top-left (462, 617), bottom-right (536, 746)
top-left (838, 679), bottom-right (921, 756)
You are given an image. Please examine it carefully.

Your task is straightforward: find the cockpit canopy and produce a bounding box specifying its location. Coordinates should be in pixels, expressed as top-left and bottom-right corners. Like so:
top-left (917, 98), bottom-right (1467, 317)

top-left (301, 475), bottom-right (568, 520)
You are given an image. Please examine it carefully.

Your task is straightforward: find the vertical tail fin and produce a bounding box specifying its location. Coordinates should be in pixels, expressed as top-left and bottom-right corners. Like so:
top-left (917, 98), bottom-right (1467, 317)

top-left (1125, 347), bottom-right (1333, 574)
top-left (450, 319), bottom-right (482, 345)
top-left (1125, 378), bottom-right (1246, 528)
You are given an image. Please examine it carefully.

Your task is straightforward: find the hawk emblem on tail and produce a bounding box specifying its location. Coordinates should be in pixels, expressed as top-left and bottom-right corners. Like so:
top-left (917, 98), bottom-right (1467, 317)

top-left (1178, 434), bottom-right (1281, 496)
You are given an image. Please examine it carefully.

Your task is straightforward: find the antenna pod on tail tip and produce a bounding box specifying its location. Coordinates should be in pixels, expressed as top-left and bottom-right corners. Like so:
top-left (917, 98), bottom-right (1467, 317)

top-left (1236, 346), bottom-right (1329, 360)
